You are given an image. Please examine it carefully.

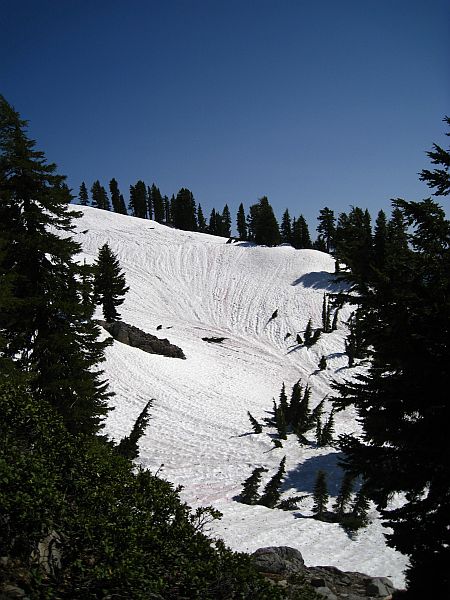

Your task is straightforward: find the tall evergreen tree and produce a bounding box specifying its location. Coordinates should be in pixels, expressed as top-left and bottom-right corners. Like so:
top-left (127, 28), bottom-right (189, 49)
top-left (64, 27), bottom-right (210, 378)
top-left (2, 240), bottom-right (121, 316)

top-left (79, 181), bottom-right (89, 206)
top-left (91, 180), bottom-right (111, 210)
top-left (129, 180), bottom-right (147, 219)
top-left (208, 208), bottom-right (222, 235)
top-left (236, 202), bottom-right (247, 240)
top-left (163, 195), bottom-right (171, 224)
top-left (0, 95), bottom-right (112, 435)
top-left (94, 243), bottom-right (129, 322)
top-left (118, 193), bottom-right (127, 215)
top-left (280, 209), bottom-right (292, 244)
top-left (109, 178), bottom-right (123, 214)
top-left (292, 214), bottom-right (312, 249)
top-left (221, 204), bottom-right (232, 237)
top-left (197, 203), bottom-right (207, 232)
top-left (317, 207), bottom-right (336, 253)
top-left (146, 185), bottom-right (153, 220)
top-left (247, 197), bottom-right (280, 246)
top-left (151, 184), bottom-right (165, 223)
top-left (333, 191), bottom-right (450, 593)
top-left (335, 206), bottom-right (372, 281)
top-left (173, 188), bottom-right (197, 231)
top-left (373, 209), bottom-right (388, 269)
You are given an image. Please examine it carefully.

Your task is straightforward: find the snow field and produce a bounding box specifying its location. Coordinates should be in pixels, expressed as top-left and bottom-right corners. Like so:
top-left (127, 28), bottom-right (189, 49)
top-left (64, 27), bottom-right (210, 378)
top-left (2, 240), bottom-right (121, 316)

top-left (72, 206), bottom-right (408, 587)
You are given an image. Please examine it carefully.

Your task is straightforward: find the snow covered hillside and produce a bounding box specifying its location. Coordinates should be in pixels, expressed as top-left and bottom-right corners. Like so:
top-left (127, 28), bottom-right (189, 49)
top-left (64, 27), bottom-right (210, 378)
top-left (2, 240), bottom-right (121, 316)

top-left (72, 206), bottom-right (408, 587)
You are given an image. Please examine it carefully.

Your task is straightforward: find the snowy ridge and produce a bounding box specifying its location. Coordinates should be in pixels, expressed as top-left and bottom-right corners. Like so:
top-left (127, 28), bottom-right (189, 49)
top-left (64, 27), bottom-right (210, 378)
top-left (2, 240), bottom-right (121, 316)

top-left (72, 206), bottom-right (408, 587)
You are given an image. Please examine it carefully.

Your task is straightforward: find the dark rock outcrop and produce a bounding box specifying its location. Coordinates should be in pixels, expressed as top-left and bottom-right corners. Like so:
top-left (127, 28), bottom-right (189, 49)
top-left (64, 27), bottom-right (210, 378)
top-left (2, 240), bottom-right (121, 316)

top-left (251, 547), bottom-right (400, 600)
top-left (100, 321), bottom-right (186, 359)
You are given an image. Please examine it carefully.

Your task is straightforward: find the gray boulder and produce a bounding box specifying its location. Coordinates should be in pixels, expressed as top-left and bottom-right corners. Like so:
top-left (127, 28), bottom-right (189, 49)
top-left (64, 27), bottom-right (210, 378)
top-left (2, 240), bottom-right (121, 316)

top-left (100, 321), bottom-right (185, 359)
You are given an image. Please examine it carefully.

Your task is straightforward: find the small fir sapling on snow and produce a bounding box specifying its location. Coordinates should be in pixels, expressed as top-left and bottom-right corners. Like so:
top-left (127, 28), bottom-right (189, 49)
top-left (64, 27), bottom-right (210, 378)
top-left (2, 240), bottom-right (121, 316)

top-left (259, 456), bottom-right (286, 508)
top-left (275, 401), bottom-right (288, 440)
top-left (333, 472), bottom-right (355, 517)
top-left (319, 410), bottom-right (335, 446)
top-left (318, 355), bottom-right (327, 370)
top-left (247, 411), bottom-right (262, 434)
top-left (279, 382), bottom-right (289, 419)
top-left (296, 333), bottom-right (303, 345)
top-left (239, 466), bottom-right (268, 505)
top-left (340, 486), bottom-right (371, 534)
top-left (116, 400), bottom-right (153, 460)
top-left (312, 470), bottom-right (329, 520)
top-left (272, 438), bottom-right (283, 448)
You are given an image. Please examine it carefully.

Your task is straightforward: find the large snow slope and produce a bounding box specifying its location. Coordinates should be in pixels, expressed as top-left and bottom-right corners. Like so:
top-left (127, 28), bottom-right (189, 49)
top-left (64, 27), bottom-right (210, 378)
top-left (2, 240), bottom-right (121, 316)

top-left (72, 206), bottom-right (408, 587)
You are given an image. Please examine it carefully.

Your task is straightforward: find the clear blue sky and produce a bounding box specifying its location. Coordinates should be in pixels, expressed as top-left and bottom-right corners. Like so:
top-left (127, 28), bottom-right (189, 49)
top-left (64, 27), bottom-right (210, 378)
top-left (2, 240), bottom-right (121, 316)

top-left (2, 0), bottom-right (449, 231)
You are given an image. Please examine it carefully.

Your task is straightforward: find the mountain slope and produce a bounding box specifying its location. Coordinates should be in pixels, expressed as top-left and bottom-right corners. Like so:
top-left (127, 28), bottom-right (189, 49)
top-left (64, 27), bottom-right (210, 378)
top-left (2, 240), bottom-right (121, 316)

top-left (72, 206), bottom-right (408, 587)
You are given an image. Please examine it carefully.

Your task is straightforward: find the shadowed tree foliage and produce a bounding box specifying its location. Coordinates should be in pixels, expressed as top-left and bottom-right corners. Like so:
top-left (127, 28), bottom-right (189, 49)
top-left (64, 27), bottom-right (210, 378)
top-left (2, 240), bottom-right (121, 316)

top-left (0, 95), bottom-right (112, 435)
top-left (333, 166), bottom-right (450, 594)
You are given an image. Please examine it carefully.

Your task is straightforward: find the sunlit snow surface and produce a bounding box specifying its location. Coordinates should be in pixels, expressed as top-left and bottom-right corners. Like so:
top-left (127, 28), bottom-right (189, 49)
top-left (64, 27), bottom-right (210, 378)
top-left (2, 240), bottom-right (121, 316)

top-left (72, 206), bottom-right (408, 587)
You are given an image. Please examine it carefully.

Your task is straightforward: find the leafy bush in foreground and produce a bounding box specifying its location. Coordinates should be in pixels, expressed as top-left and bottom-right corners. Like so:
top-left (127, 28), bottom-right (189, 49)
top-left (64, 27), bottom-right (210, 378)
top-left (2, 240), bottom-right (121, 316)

top-left (0, 383), bottom-right (284, 599)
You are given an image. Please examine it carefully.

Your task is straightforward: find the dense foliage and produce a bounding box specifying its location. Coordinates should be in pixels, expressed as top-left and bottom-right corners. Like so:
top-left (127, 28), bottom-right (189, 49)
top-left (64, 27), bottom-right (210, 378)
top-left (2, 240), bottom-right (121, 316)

top-left (0, 383), bottom-right (282, 599)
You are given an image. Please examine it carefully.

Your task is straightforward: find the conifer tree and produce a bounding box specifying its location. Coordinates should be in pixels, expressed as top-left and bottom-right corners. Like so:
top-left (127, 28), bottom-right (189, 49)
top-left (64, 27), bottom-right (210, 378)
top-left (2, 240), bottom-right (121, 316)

top-left (333, 180), bottom-right (450, 592)
top-left (129, 180), bottom-right (147, 219)
top-left (91, 180), bottom-right (111, 210)
top-left (319, 410), bottom-right (335, 446)
top-left (151, 184), bottom-right (165, 223)
top-left (236, 202), bottom-right (247, 240)
top-left (146, 185), bottom-right (153, 220)
top-left (247, 411), bottom-right (262, 434)
top-left (280, 209), bottom-right (292, 244)
top-left (312, 470), bottom-right (329, 519)
top-left (79, 181), bottom-right (89, 206)
top-left (279, 382), bottom-right (289, 419)
top-left (333, 472), bottom-right (355, 517)
top-left (419, 115), bottom-right (450, 195)
top-left (208, 208), bottom-right (221, 235)
top-left (275, 403), bottom-right (287, 440)
top-left (239, 466), bottom-right (268, 505)
top-left (116, 400), bottom-right (153, 460)
top-left (109, 178), bottom-right (124, 214)
top-left (197, 203), bottom-right (207, 232)
top-left (292, 214), bottom-right (312, 249)
top-left (163, 195), bottom-right (171, 224)
top-left (94, 243), bottom-right (129, 322)
top-left (259, 457), bottom-right (286, 508)
top-left (289, 380), bottom-right (303, 427)
top-left (221, 204), bottom-right (232, 237)
top-left (173, 188), bottom-right (197, 231)
top-left (317, 207), bottom-right (336, 253)
top-left (373, 209), bottom-right (388, 269)
top-left (248, 197), bottom-right (280, 246)
top-left (318, 355), bottom-right (327, 370)
top-left (321, 294), bottom-right (332, 332)
top-left (118, 193), bottom-right (127, 215)
top-left (0, 95), bottom-right (112, 435)
top-left (304, 318), bottom-right (313, 345)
